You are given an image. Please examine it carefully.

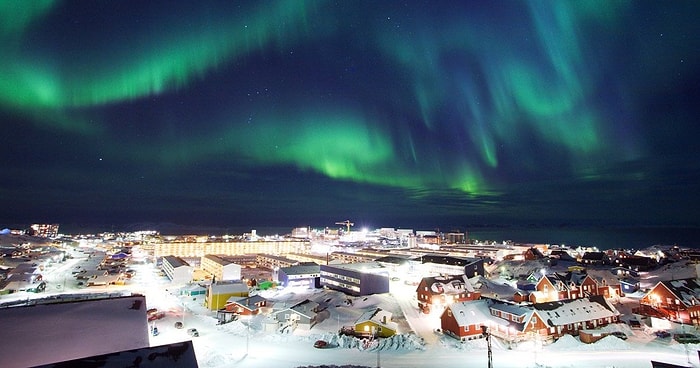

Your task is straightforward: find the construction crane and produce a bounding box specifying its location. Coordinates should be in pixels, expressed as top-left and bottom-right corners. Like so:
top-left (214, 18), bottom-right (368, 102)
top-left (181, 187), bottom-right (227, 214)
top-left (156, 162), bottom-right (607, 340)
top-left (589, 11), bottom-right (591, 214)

top-left (335, 220), bottom-right (354, 233)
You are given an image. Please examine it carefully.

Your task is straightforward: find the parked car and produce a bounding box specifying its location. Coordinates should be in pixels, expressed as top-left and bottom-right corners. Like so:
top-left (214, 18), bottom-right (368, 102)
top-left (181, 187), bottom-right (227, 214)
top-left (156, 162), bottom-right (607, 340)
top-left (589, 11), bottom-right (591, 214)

top-left (313, 340), bottom-right (328, 349)
top-left (674, 333), bottom-right (700, 343)
top-left (627, 319), bottom-right (642, 329)
top-left (151, 326), bottom-right (159, 336)
top-left (654, 330), bottom-right (671, 338)
top-left (174, 321), bottom-right (184, 329)
top-left (147, 308), bottom-right (165, 322)
top-left (187, 328), bottom-right (199, 337)
top-left (608, 331), bottom-right (627, 340)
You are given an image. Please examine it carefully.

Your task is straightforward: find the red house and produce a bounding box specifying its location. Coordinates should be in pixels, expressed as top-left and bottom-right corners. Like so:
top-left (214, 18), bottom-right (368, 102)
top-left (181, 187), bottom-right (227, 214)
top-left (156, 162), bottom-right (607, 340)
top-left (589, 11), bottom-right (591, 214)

top-left (223, 295), bottom-right (268, 316)
top-left (416, 274), bottom-right (480, 313)
top-left (531, 271), bottom-right (621, 303)
top-left (639, 278), bottom-right (700, 325)
top-left (440, 299), bottom-right (493, 341)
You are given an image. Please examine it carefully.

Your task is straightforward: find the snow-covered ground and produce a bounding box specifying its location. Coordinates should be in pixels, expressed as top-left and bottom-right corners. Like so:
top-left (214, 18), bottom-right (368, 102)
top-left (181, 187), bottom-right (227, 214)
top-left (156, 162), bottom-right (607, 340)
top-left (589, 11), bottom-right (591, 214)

top-left (145, 275), bottom-right (700, 368)
top-left (7, 246), bottom-right (700, 368)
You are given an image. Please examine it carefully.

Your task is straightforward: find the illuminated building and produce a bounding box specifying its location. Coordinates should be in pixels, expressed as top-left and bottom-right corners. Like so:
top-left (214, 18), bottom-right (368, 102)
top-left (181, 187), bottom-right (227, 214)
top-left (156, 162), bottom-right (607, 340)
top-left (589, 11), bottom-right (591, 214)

top-left (273, 299), bottom-right (320, 330)
top-left (153, 239), bottom-right (309, 258)
top-left (200, 255), bottom-right (242, 281)
top-left (161, 256), bottom-right (193, 284)
top-left (639, 278), bottom-right (700, 325)
top-left (320, 262), bottom-right (389, 296)
top-left (416, 274), bottom-right (480, 314)
top-left (353, 307), bottom-right (398, 338)
top-left (29, 224), bottom-right (59, 238)
top-left (278, 264), bottom-right (320, 288)
top-left (206, 281), bottom-right (249, 311)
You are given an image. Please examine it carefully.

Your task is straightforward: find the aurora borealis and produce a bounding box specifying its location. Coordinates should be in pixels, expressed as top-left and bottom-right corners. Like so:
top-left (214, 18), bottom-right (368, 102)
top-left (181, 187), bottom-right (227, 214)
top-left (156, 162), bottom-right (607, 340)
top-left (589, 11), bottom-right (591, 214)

top-left (1, 0), bottom-right (699, 231)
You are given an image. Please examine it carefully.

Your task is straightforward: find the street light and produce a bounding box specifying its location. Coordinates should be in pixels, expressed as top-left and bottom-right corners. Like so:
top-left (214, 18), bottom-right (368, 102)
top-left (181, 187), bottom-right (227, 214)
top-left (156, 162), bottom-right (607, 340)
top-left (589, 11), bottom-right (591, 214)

top-left (481, 325), bottom-right (492, 368)
top-left (372, 327), bottom-right (381, 368)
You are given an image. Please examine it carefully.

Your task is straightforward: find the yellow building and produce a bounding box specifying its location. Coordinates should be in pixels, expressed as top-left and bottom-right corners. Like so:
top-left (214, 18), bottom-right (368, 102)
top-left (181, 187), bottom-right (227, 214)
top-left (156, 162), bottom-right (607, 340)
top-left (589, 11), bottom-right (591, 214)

top-left (205, 282), bottom-right (249, 310)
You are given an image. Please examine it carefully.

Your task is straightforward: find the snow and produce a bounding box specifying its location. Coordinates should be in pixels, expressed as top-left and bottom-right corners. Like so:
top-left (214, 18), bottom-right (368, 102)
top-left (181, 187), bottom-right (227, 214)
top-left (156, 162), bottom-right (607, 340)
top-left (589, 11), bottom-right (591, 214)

top-left (147, 284), bottom-right (700, 368)
top-left (5, 246), bottom-right (700, 368)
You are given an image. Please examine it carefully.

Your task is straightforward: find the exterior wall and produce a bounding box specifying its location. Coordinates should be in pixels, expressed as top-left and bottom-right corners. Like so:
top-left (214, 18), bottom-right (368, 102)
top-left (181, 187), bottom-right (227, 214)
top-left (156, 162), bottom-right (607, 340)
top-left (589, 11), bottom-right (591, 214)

top-left (535, 278), bottom-right (564, 302)
top-left (276, 310), bottom-right (314, 327)
top-left (416, 278), bottom-right (480, 313)
top-left (278, 269), bottom-right (320, 288)
top-left (354, 321), bottom-right (395, 338)
top-left (154, 240), bottom-right (310, 258)
top-left (538, 313), bottom-right (620, 339)
top-left (464, 259), bottom-right (485, 278)
top-left (225, 302), bottom-right (265, 316)
top-left (320, 265), bottom-right (389, 296)
top-left (440, 308), bottom-right (485, 341)
top-left (640, 283), bottom-right (697, 325)
top-left (222, 263), bottom-right (242, 281)
top-left (581, 277), bottom-right (598, 297)
top-left (206, 290), bottom-right (249, 310)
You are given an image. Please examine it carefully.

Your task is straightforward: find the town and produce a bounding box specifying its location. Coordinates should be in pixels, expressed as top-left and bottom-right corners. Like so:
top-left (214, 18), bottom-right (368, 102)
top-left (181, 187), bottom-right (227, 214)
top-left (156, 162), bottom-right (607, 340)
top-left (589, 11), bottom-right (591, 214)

top-left (1, 223), bottom-right (699, 368)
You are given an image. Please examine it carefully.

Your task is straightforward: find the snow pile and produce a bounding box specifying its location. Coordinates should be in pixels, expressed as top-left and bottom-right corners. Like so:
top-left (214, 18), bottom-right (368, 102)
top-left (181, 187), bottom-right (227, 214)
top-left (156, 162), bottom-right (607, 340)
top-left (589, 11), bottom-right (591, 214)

top-left (362, 333), bottom-right (426, 351)
top-left (215, 319), bottom-right (249, 335)
top-left (297, 332), bottom-right (425, 352)
top-left (547, 334), bottom-right (631, 351)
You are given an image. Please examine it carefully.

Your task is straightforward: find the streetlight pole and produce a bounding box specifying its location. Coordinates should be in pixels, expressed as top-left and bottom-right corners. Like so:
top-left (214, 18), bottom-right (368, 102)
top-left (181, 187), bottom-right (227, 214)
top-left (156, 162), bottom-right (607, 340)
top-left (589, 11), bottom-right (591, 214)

top-left (481, 325), bottom-right (493, 368)
top-left (374, 327), bottom-right (380, 368)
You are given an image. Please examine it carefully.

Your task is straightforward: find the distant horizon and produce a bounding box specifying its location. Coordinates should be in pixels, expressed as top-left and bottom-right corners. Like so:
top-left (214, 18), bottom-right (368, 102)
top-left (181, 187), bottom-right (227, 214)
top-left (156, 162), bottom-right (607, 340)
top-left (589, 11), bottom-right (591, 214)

top-left (4, 221), bottom-right (697, 251)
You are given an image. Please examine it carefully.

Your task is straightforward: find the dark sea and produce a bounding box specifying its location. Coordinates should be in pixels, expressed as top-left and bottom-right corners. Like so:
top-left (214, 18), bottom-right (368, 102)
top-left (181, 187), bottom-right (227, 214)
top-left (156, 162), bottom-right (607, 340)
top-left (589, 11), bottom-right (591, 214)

top-left (463, 226), bottom-right (700, 250)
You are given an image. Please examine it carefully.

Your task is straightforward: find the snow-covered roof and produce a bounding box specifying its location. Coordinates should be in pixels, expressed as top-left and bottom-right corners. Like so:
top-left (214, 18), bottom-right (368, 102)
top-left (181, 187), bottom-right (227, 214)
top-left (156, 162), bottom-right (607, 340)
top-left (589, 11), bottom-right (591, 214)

top-left (660, 278), bottom-right (700, 307)
top-left (420, 274), bottom-right (475, 295)
top-left (534, 296), bottom-right (619, 327)
top-left (0, 295), bottom-right (149, 368)
top-left (278, 299), bottom-right (319, 318)
top-left (33, 341), bottom-right (198, 368)
top-left (227, 295), bottom-right (267, 310)
top-left (280, 264), bottom-right (320, 275)
top-left (210, 281), bottom-right (248, 294)
top-left (355, 308), bottom-right (398, 332)
top-left (446, 299), bottom-right (509, 329)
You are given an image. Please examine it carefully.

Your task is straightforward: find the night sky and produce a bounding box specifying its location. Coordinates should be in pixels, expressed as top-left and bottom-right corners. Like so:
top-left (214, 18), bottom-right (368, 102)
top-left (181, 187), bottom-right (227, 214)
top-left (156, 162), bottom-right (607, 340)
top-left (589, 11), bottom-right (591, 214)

top-left (1, 1), bottom-right (699, 232)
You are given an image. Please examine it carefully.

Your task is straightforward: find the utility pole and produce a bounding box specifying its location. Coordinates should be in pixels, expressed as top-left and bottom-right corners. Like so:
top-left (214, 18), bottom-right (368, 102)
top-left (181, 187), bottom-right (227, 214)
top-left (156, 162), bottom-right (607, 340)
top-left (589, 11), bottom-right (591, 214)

top-left (374, 327), bottom-right (381, 368)
top-left (481, 325), bottom-right (492, 368)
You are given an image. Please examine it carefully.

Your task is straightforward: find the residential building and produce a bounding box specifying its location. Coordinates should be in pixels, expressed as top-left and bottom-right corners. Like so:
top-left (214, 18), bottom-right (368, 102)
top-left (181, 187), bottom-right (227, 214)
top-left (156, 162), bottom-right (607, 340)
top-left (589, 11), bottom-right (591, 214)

top-left (161, 256), bottom-right (193, 284)
top-left (274, 299), bottom-right (320, 331)
top-left (639, 278), bottom-right (700, 325)
top-left (200, 255), bottom-right (242, 281)
top-left (205, 281), bottom-right (249, 310)
top-left (354, 308), bottom-right (398, 338)
top-left (153, 239), bottom-right (309, 259)
top-left (320, 262), bottom-right (389, 296)
top-left (416, 274), bottom-right (480, 313)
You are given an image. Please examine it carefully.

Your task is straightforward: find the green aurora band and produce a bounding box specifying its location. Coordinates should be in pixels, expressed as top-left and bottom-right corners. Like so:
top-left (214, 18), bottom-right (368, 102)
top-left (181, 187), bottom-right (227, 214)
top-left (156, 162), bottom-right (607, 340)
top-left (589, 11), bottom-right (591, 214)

top-left (0, 0), bottom-right (643, 204)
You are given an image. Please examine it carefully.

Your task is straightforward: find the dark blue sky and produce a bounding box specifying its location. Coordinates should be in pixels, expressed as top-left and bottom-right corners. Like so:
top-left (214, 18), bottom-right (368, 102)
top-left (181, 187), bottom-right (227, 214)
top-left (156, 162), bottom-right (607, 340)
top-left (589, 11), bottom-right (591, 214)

top-left (1, 1), bottom-right (699, 232)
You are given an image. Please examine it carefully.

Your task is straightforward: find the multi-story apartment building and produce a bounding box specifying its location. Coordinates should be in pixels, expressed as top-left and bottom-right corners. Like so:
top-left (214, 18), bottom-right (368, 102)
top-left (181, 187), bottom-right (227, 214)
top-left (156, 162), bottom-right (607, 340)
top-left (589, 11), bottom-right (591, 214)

top-left (200, 255), bottom-right (242, 281)
top-left (161, 256), bottom-right (193, 284)
top-left (153, 240), bottom-right (309, 258)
